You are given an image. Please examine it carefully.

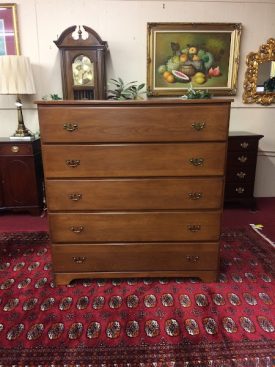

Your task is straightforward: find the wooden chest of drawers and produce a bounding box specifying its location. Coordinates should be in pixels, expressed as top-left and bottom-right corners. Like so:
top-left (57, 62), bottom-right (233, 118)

top-left (224, 132), bottom-right (264, 210)
top-left (37, 99), bottom-right (231, 285)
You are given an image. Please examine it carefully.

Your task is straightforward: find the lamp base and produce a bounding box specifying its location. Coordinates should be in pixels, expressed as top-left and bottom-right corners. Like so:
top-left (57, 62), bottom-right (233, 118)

top-left (11, 97), bottom-right (34, 139)
top-left (12, 126), bottom-right (34, 138)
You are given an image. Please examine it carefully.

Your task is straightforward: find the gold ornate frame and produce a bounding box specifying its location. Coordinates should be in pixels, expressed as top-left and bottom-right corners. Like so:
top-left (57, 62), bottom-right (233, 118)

top-left (243, 38), bottom-right (275, 105)
top-left (147, 22), bottom-right (242, 96)
top-left (0, 3), bottom-right (20, 55)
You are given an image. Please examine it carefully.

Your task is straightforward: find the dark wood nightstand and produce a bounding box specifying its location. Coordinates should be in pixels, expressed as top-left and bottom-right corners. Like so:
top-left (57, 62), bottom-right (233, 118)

top-left (224, 131), bottom-right (264, 210)
top-left (0, 138), bottom-right (44, 215)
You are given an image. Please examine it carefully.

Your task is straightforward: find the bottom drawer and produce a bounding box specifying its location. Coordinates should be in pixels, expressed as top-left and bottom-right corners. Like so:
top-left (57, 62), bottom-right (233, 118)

top-left (51, 242), bottom-right (219, 272)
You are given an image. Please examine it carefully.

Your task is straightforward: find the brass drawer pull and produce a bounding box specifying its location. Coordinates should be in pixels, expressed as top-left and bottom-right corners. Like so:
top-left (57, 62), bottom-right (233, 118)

top-left (68, 193), bottom-right (82, 201)
top-left (64, 123), bottom-right (78, 132)
top-left (236, 171), bottom-right (246, 179)
top-left (189, 158), bottom-right (204, 166)
top-left (11, 146), bottom-right (19, 153)
top-left (187, 225), bottom-right (201, 232)
top-left (66, 159), bottom-right (80, 168)
top-left (72, 256), bottom-right (86, 264)
top-left (188, 192), bottom-right (202, 200)
top-left (70, 226), bottom-right (84, 233)
top-left (238, 156), bottom-right (247, 163)
top-left (240, 142), bottom-right (249, 149)
top-left (192, 122), bottom-right (205, 131)
top-left (186, 255), bottom-right (200, 262)
top-left (235, 187), bottom-right (245, 194)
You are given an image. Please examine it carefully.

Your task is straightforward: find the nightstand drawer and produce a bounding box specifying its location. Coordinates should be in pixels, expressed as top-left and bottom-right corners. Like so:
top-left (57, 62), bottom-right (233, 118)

top-left (52, 242), bottom-right (220, 272)
top-left (46, 177), bottom-right (224, 210)
top-left (227, 138), bottom-right (259, 152)
top-left (226, 151), bottom-right (257, 167)
top-left (0, 143), bottom-right (34, 156)
top-left (224, 183), bottom-right (253, 198)
top-left (49, 211), bottom-right (221, 243)
top-left (43, 143), bottom-right (226, 178)
top-left (38, 104), bottom-right (229, 143)
top-left (225, 167), bottom-right (254, 183)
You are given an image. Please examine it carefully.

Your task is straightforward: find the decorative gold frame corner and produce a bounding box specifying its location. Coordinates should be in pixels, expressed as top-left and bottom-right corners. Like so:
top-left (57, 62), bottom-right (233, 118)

top-left (243, 38), bottom-right (275, 106)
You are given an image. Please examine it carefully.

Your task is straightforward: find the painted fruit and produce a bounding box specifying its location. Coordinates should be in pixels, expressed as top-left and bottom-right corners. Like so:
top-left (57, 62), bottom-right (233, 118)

top-left (209, 66), bottom-right (221, 77)
top-left (163, 71), bottom-right (172, 80)
top-left (172, 70), bottom-right (190, 83)
top-left (194, 72), bottom-right (205, 79)
top-left (158, 65), bottom-right (166, 74)
top-left (194, 76), bottom-right (206, 84)
top-left (180, 54), bottom-right (188, 63)
top-left (189, 47), bottom-right (198, 55)
top-left (166, 74), bottom-right (175, 83)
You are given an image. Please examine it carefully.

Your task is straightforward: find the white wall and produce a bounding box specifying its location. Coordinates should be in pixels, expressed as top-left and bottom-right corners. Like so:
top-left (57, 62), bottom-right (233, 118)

top-left (1, 0), bottom-right (275, 196)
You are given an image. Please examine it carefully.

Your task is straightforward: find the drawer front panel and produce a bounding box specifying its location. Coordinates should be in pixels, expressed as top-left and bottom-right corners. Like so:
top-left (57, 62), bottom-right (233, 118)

top-left (46, 178), bottom-right (224, 210)
top-left (51, 242), bottom-right (219, 272)
top-left (226, 151), bottom-right (257, 168)
top-left (49, 211), bottom-right (221, 242)
top-left (38, 105), bottom-right (229, 143)
top-left (224, 183), bottom-right (253, 198)
top-left (225, 166), bottom-right (255, 183)
top-left (228, 138), bottom-right (259, 152)
top-left (0, 143), bottom-right (33, 156)
top-left (43, 143), bottom-right (226, 178)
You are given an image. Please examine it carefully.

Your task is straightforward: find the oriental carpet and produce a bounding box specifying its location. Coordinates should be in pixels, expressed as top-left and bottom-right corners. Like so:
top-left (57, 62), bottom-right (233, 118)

top-left (0, 227), bottom-right (274, 366)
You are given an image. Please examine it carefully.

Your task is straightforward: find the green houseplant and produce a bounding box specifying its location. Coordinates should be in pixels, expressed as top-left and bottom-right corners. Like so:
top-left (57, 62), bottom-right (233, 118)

top-left (107, 78), bottom-right (146, 100)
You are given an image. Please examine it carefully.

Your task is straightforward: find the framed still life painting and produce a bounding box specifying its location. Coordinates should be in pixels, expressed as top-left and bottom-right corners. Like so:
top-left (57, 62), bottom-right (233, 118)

top-left (0, 3), bottom-right (20, 55)
top-left (147, 22), bottom-right (242, 96)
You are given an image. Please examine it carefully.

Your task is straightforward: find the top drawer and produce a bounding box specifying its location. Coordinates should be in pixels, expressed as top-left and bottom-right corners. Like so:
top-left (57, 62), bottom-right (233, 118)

top-left (0, 140), bottom-right (41, 156)
top-left (38, 105), bottom-right (230, 143)
top-left (228, 137), bottom-right (260, 152)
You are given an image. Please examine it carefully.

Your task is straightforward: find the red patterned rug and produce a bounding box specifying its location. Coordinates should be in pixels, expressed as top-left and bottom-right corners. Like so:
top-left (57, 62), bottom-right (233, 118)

top-left (0, 227), bottom-right (274, 366)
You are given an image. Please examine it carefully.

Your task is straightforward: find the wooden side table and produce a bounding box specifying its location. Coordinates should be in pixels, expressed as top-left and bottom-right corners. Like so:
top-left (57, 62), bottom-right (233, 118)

top-left (0, 138), bottom-right (44, 215)
top-left (224, 131), bottom-right (264, 210)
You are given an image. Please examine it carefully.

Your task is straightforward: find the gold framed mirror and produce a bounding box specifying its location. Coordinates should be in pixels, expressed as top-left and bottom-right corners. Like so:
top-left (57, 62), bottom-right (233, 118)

top-left (243, 38), bottom-right (275, 105)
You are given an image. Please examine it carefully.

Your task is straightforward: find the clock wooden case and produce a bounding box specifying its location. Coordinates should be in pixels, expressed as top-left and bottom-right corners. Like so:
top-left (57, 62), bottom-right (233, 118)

top-left (54, 25), bottom-right (108, 100)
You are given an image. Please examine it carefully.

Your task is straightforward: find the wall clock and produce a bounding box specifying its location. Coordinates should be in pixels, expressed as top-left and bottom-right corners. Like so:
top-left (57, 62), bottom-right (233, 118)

top-left (54, 25), bottom-right (108, 100)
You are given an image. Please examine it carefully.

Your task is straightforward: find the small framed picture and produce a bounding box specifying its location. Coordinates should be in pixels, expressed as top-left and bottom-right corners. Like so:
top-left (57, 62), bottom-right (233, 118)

top-left (147, 22), bottom-right (242, 96)
top-left (0, 3), bottom-right (20, 55)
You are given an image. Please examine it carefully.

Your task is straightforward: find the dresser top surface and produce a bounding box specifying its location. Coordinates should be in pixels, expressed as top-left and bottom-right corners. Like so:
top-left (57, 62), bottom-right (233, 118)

top-left (0, 137), bottom-right (40, 143)
top-left (229, 131), bottom-right (264, 138)
top-left (35, 97), bottom-right (233, 107)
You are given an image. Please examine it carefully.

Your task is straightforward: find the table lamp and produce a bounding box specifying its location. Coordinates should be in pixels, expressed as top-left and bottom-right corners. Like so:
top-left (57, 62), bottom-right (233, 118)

top-left (0, 55), bottom-right (36, 138)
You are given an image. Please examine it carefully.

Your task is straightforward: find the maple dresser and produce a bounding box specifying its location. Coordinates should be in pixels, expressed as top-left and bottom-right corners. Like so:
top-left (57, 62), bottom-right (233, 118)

top-left (37, 98), bottom-right (232, 285)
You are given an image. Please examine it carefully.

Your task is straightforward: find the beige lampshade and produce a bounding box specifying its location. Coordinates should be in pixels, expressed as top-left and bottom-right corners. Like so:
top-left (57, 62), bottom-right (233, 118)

top-left (0, 55), bottom-right (36, 95)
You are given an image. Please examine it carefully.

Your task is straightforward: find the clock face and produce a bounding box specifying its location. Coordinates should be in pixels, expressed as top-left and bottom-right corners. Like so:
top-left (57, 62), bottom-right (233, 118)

top-left (72, 55), bottom-right (94, 86)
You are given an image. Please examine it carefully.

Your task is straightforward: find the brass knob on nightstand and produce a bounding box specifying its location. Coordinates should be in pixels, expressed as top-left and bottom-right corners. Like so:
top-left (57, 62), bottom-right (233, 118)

top-left (236, 171), bottom-right (246, 179)
top-left (186, 255), bottom-right (200, 262)
top-left (70, 226), bottom-right (84, 233)
top-left (64, 123), bottom-right (78, 132)
top-left (11, 146), bottom-right (19, 153)
top-left (68, 193), bottom-right (82, 201)
top-left (235, 187), bottom-right (245, 194)
top-left (72, 256), bottom-right (86, 264)
top-left (188, 192), bottom-right (202, 200)
top-left (66, 159), bottom-right (80, 168)
top-left (192, 122), bottom-right (205, 131)
top-left (189, 158), bottom-right (204, 166)
top-left (238, 156), bottom-right (247, 163)
top-left (187, 225), bottom-right (201, 232)
top-left (240, 142), bottom-right (249, 149)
